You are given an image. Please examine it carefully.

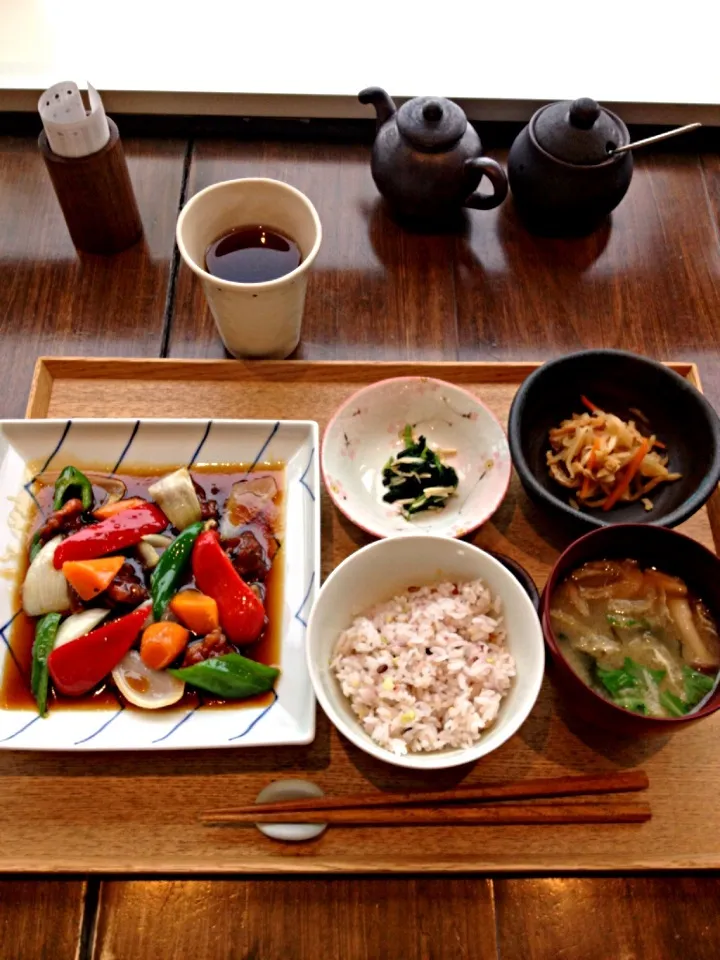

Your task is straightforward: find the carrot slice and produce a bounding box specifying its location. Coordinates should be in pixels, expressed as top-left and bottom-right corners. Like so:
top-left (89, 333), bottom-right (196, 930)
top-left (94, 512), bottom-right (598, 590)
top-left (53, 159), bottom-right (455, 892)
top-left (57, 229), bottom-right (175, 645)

top-left (602, 439), bottom-right (650, 511)
top-left (93, 496), bottom-right (147, 520)
top-left (140, 621), bottom-right (190, 670)
top-left (62, 556), bottom-right (125, 601)
top-left (581, 395), bottom-right (602, 414)
top-left (170, 590), bottom-right (219, 635)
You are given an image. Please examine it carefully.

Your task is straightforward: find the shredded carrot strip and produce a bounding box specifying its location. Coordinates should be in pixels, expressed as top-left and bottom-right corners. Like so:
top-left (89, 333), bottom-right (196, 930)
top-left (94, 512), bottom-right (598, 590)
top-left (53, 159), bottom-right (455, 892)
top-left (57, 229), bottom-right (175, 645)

top-left (653, 439), bottom-right (666, 450)
top-left (581, 395), bottom-right (602, 414)
top-left (602, 439), bottom-right (650, 511)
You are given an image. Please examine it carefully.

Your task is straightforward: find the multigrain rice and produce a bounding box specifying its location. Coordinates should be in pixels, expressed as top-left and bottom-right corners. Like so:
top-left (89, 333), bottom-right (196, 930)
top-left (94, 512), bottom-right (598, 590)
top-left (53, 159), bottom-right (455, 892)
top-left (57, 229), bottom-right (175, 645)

top-left (331, 579), bottom-right (515, 755)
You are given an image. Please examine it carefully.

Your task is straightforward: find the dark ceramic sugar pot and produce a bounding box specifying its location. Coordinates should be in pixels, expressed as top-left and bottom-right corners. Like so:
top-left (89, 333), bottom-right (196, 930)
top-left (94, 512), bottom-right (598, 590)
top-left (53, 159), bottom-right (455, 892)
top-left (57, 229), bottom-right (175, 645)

top-left (359, 86), bottom-right (508, 222)
top-left (507, 97), bottom-right (633, 235)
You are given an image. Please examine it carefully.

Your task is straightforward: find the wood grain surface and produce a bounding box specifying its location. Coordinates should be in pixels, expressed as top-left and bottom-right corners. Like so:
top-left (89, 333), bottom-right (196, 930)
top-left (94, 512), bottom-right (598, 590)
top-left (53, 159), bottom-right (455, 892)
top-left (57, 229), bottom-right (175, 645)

top-left (93, 878), bottom-right (497, 960)
top-left (495, 877), bottom-right (720, 960)
top-left (4, 129), bottom-right (720, 958)
top-left (7, 356), bottom-right (716, 875)
top-left (454, 152), bottom-right (720, 408)
top-left (0, 878), bottom-right (87, 960)
top-left (0, 134), bottom-right (186, 417)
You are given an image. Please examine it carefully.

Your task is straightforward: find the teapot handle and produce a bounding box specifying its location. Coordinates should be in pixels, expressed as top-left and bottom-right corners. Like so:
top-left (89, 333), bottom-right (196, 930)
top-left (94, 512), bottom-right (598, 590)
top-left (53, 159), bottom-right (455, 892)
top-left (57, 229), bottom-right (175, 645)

top-left (463, 157), bottom-right (509, 210)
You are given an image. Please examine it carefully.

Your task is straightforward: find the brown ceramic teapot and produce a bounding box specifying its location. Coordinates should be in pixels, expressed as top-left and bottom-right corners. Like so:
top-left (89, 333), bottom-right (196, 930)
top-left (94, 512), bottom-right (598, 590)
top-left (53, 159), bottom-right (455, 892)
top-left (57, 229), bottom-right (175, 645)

top-left (359, 86), bottom-right (508, 222)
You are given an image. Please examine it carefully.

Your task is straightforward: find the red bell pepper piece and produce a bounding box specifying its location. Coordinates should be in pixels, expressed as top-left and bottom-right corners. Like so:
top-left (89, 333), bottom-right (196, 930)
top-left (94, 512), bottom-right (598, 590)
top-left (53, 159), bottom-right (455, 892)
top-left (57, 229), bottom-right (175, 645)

top-left (192, 530), bottom-right (265, 645)
top-left (48, 603), bottom-right (151, 696)
top-left (53, 503), bottom-right (167, 569)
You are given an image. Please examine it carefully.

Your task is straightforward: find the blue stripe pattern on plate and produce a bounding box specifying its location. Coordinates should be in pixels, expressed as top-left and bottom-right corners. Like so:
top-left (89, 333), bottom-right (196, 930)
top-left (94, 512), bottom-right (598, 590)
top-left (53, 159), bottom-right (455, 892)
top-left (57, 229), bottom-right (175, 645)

top-left (248, 422), bottom-right (280, 472)
top-left (0, 714), bottom-right (41, 743)
top-left (228, 689), bottom-right (278, 741)
top-left (36, 420), bottom-right (73, 475)
top-left (294, 572), bottom-right (315, 629)
top-left (187, 421), bottom-right (213, 467)
top-left (299, 445), bottom-right (316, 501)
top-left (111, 420), bottom-right (141, 473)
top-left (152, 704), bottom-right (201, 744)
top-left (74, 705), bottom-right (125, 745)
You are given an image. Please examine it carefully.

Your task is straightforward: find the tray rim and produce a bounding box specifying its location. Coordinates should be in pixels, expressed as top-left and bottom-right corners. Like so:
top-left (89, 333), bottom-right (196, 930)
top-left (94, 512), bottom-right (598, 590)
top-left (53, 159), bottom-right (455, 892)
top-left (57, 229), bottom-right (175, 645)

top-left (26, 356), bottom-right (702, 420)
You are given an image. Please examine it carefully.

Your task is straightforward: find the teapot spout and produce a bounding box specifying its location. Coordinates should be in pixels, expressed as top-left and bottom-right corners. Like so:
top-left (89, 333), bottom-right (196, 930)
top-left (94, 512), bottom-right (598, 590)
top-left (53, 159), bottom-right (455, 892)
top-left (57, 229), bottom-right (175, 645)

top-left (358, 86), bottom-right (397, 128)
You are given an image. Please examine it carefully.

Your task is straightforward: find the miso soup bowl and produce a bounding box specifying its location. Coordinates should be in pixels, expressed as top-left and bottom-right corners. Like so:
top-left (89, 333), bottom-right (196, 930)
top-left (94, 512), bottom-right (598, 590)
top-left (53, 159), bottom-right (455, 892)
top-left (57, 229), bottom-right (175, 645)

top-left (540, 524), bottom-right (720, 735)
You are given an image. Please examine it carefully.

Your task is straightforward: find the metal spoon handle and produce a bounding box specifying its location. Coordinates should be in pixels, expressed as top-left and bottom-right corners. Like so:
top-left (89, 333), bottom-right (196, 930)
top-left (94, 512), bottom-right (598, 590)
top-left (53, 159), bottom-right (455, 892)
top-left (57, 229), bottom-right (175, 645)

top-left (611, 122), bottom-right (702, 155)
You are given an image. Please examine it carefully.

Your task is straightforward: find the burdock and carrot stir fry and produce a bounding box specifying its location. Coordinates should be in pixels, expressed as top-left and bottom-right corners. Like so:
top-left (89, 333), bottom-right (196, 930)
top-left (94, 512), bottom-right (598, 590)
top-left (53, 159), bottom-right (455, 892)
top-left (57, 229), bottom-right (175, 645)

top-left (547, 396), bottom-right (681, 512)
top-left (16, 464), bottom-right (282, 715)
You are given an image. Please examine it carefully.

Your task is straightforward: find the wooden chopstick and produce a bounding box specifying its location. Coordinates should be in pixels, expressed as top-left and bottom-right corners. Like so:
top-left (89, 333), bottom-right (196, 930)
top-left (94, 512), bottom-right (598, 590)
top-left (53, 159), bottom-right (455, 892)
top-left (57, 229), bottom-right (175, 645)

top-left (200, 770), bottom-right (648, 821)
top-left (203, 801), bottom-right (651, 827)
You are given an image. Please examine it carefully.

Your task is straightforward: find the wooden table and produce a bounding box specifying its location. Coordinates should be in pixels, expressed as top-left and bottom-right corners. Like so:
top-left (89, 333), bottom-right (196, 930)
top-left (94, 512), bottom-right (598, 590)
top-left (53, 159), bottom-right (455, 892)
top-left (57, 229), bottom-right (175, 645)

top-left (2, 126), bottom-right (720, 959)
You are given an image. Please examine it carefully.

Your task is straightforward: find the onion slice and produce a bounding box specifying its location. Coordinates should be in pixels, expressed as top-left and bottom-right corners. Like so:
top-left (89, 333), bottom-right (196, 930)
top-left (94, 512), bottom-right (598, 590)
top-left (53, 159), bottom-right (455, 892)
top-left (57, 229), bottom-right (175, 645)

top-left (112, 650), bottom-right (185, 709)
top-left (148, 468), bottom-right (202, 530)
top-left (22, 535), bottom-right (71, 616)
top-left (54, 608), bottom-right (110, 648)
top-left (220, 475), bottom-right (278, 539)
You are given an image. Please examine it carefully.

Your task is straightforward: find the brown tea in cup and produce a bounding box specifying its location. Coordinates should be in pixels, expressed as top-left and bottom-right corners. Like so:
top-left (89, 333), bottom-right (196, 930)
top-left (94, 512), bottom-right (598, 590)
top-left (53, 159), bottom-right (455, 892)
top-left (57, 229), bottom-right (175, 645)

top-left (205, 225), bottom-right (301, 283)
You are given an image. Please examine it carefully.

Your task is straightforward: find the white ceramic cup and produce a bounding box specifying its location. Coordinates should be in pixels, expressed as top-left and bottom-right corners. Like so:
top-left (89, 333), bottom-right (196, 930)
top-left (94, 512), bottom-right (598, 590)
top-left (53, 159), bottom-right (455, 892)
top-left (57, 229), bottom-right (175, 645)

top-left (176, 178), bottom-right (322, 359)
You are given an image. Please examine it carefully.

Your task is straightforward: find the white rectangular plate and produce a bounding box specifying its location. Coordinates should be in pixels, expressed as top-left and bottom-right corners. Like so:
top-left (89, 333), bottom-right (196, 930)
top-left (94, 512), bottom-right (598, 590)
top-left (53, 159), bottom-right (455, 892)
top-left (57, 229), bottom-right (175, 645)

top-left (0, 418), bottom-right (319, 750)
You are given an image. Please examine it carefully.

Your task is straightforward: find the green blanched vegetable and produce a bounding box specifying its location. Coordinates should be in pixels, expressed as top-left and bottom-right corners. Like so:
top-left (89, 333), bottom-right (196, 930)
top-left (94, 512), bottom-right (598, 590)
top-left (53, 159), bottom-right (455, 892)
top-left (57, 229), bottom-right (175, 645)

top-left (382, 425), bottom-right (459, 519)
top-left (150, 521), bottom-right (204, 621)
top-left (595, 657), bottom-right (716, 718)
top-left (169, 653), bottom-right (279, 699)
top-left (683, 665), bottom-right (714, 708)
top-left (596, 658), bottom-right (665, 716)
top-left (53, 465), bottom-right (93, 511)
top-left (31, 612), bottom-right (61, 716)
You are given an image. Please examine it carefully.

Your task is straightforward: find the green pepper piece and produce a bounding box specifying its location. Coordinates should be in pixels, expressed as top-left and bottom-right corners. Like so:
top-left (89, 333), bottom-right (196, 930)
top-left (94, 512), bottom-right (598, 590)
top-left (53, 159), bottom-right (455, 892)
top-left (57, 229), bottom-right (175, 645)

top-left (169, 653), bottom-right (279, 699)
top-left (150, 520), bottom-right (204, 621)
top-left (53, 466), bottom-right (93, 511)
top-left (31, 612), bottom-right (62, 716)
top-left (29, 532), bottom-right (42, 562)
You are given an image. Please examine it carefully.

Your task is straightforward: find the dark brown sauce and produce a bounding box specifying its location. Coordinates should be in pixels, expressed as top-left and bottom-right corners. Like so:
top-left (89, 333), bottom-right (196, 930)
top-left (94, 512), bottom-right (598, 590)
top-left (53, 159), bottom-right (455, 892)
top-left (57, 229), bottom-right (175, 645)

top-left (1, 464), bottom-right (284, 714)
top-left (205, 225), bottom-right (301, 283)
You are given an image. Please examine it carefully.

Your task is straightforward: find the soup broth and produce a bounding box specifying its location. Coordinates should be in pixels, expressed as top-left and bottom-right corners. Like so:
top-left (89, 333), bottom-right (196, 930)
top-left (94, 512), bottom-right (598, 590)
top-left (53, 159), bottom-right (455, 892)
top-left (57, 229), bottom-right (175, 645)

top-left (550, 559), bottom-right (720, 718)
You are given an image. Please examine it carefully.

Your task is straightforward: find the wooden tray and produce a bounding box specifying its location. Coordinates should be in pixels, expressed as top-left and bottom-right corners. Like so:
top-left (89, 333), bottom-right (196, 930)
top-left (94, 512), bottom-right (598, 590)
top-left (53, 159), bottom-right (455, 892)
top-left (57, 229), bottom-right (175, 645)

top-left (4, 355), bottom-right (718, 873)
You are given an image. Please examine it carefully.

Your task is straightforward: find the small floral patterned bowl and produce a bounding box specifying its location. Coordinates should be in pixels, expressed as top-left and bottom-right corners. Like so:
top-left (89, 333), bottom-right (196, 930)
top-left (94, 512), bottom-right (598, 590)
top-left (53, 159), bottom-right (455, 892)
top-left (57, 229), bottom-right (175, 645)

top-left (322, 377), bottom-right (511, 539)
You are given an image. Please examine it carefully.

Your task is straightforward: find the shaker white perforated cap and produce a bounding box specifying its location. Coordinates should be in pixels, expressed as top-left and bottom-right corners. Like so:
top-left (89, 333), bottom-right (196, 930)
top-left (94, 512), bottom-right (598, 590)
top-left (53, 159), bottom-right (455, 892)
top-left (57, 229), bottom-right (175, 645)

top-left (38, 82), bottom-right (110, 159)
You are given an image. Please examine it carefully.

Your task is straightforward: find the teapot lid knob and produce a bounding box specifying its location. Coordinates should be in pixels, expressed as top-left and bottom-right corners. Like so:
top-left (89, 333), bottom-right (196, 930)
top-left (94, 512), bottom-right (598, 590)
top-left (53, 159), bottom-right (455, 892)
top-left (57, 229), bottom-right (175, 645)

top-left (569, 97), bottom-right (601, 130)
top-left (397, 95), bottom-right (467, 152)
top-left (422, 100), bottom-right (443, 122)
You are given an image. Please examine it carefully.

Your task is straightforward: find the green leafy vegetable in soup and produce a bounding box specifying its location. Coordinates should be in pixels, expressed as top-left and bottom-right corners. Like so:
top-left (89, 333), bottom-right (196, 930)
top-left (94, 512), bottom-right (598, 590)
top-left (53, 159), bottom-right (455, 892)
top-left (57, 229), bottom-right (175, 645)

top-left (382, 425), bottom-right (459, 519)
top-left (550, 559), bottom-right (720, 718)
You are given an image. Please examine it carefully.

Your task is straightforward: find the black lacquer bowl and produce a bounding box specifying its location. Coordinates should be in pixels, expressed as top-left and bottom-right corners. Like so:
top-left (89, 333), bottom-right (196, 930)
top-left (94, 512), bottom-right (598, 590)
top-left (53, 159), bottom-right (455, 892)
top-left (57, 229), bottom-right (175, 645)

top-left (508, 350), bottom-right (720, 530)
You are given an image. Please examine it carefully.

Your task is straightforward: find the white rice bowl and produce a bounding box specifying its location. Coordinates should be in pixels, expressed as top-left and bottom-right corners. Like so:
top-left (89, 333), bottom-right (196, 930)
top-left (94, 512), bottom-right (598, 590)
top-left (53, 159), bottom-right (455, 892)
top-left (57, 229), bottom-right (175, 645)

top-left (332, 579), bottom-right (515, 755)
